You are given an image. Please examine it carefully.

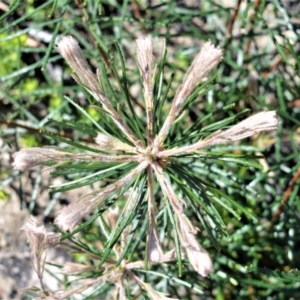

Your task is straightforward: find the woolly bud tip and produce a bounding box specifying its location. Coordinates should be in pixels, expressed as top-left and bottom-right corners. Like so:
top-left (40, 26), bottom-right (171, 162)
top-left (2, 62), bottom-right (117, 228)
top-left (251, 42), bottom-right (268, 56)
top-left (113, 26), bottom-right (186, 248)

top-left (208, 111), bottom-right (279, 146)
top-left (56, 35), bottom-right (98, 90)
top-left (136, 37), bottom-right (153, 84)
top-left (12, 148), bottom-right (57, 171)
top-left (95, 132), bottom-right (136, 153)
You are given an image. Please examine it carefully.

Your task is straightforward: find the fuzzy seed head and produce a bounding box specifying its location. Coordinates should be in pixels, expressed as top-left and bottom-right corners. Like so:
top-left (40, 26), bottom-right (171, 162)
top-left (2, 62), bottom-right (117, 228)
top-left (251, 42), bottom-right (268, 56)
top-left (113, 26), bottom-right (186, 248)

top-left (136, 37), bottom-right (154, 85)
top-left (12, 148), bottom-right (57, 170)
top-left (56, 35), bottom-right (99, 91)
top-left (207, 111), bottom-right (279, 146)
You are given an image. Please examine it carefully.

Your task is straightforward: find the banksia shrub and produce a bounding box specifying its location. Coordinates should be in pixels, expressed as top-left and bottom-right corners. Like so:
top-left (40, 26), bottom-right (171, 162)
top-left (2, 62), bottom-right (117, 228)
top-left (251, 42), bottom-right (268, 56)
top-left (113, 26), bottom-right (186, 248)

top-left (14, 36), bottom-right (278, 299)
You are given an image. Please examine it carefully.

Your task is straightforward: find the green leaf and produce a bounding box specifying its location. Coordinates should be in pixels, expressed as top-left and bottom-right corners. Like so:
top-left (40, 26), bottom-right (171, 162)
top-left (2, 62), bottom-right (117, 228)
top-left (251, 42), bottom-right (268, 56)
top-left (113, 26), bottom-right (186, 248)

top-left (209, 188), bottom-right (257, 222)
top-left (59, 198), bottom-right (116, 242)
top-left (166, 200), bottom-right (182, 277)
top-left (42, 130), bottom-right (101, 153)
top-left (97, 174), bottom-right (146, 268)
top-left (200, 109), bottom-right (250, 133)
top-left (116, 176), bottom-right (147, 265)
top-left (64, 96), bottom-right (113, 137)
top-left (49, 119), bottom-right (98, 137)
top-left (50, 162), bottom-right (134, 193)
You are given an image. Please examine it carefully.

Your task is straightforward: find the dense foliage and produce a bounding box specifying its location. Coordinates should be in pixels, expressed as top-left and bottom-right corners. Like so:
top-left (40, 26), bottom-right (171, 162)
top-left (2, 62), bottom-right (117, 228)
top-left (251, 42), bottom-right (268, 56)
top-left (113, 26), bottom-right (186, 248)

top-left (1, 0), bottom-right (300, 299)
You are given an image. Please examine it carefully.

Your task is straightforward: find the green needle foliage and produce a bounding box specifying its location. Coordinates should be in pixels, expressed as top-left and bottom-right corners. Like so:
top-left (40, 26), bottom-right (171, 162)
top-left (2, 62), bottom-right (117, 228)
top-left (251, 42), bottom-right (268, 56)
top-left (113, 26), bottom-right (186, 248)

top-left (1, 1), bottom-right (300, 299)
top-left (14, 34), bottom-right (279, 298)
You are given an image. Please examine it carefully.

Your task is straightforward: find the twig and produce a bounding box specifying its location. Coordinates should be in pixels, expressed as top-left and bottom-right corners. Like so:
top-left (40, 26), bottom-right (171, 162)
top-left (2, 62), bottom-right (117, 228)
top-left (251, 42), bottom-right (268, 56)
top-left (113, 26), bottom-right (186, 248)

top-left (244, 0), bottom-right (261, 55)
top-left (267, 165), bottom-right (300, 231)
top-left (225, 0), bottom-right (242, 45)
top-left (0, 118), bottom-right (95, 143)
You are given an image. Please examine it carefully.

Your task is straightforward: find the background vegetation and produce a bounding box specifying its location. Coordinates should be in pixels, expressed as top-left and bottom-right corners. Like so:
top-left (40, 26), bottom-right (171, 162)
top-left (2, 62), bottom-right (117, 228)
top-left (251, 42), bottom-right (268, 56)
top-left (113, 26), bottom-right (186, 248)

top-left (1, 0), bottom-right (300, 299)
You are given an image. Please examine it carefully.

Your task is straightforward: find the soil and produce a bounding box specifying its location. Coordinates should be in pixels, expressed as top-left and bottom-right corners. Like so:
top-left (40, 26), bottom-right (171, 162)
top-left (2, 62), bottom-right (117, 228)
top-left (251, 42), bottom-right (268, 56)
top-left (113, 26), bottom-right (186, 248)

top-left (0, 144), bottom-right (72, 299)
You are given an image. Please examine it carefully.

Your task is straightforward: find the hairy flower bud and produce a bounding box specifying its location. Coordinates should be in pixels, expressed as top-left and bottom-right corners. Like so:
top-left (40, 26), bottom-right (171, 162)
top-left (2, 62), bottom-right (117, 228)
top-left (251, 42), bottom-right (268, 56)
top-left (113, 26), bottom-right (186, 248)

top-left (208, 111), bottom-right (279, 145)
top-left (95, 132), bottom-right (136, 153)
top-left (154, 41), bottom-right (223, 151)
top-left (56, 35), bottom-right (99, 91)
top-left (12, 147), bottom-right (61, 170)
